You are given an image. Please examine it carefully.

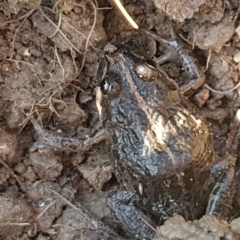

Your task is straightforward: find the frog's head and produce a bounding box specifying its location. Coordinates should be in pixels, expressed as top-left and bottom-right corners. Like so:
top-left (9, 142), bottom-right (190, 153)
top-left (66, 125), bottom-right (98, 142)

top-left (99, 51), bottom-right (179, 104)
top-left (99, 51), bottom-right (180, 116)
top-left (98, 52), bottom-right (181, 154)
top-left (97, 52), bottom-right (211, 179)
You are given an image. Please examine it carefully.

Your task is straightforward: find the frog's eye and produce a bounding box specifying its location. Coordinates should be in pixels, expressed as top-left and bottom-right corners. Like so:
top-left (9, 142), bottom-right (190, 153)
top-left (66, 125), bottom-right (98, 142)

top-left (100, 74), bottom-right (122, 99)
top-left (107, 80), bottom-right (121, 99)
top-left (135, 61), bottom-right (157, 81)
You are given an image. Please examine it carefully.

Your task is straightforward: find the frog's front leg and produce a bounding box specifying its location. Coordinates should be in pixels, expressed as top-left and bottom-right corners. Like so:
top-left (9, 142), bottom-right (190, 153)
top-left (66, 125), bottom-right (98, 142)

top-left (140, 28), bottom-right (205, 95)
top-left (108, 191), bottom-right (156, 240)
top-left (30, 118), bottom-right (107, 152)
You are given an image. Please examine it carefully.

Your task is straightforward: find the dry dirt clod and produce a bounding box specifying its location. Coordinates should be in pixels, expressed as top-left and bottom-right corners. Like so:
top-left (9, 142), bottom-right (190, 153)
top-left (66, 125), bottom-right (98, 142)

top-left (27, 181), bottom-right (69, 231)
top-left (1, 0), bottom-right (41, 16)
top-left (191, 15), bottom-right (236, 50)
top-left (0, 128), bottom-right (17, 163)
top-left (0, 0), bottom-right (240, 239)
top-left (54, 96), bottom-right (87, 125)
top-left (233, 51), bottom-right (240, 62)
top-left (77, 151), bottom-right (113, 190)
top-left (0, 192), bottom-right (34, 238)
top-left (29, 150), bottom-right (63, 181)
top-left (154, 214), bottom-right (240, 240)
top-left (235, 25), bottom-right (240, 38)
top-left (202, 107), bottom-right (230, 123)
top-left (193, 88), bottom-right (210, 107)
top-left (154, 0), bottom-right (224, 23)
top-left (31, 4), bottom-right (107, 53)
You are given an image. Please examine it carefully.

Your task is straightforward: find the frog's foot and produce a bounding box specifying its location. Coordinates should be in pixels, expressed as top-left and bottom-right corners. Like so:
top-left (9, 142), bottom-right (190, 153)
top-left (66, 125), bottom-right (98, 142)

top-left (206, 154), bottom-right (236, 219)
top-left (155, 50), bottom-right (178, 65)
top-left (206, 113), bottom-right (240, 218)
top-left (206, 114), bottom-right (240, 218)
top-left (30, 118), bottom-right (107, 152)
top-left (140, 28), bottom-right (205, 96)
top-left (108, 191), bottom-right (156, 240)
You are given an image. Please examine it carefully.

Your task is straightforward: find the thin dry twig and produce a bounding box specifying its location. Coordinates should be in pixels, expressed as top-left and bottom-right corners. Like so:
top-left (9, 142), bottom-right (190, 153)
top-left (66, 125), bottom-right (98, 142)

top-left (70, 48), bottom-right (78, 73)
top-left (204, 49), bottom-right (212, 72)
top-left (41, 1), bottom-right (99, 78)
top-left (0, 223), bottom-right (31, 226)
top-left (179, 33), bottom-right (192, 45)
top-left (53, 0), bottom-right (60, 11)
top-left (26, 59), bottom-right (43, 86)
top-left (50, 0), bottom-right (87, 40)
top-left (39, 82), bottom-right (65, 95)
top-left (0, 158), bottom-right (26, 192)
top-left (49, 11), bottom-right (62, 38)
top-left (39, 7), bottom-right (82, 54)
top-left (28, 223), bottom-right (38, 237)
top-left (54, 46), bottom-right (65, 80)
top-left (78, 0), bottom-right (98, 73)
top-left (1, 59), bottom-right (42, 86)
top-left (61, 16), bottom-right (96, 50)
top-left (50, 189), bottom-right (124, 239)
top-left (0, 58), bottom-right (35, 68)
top-left (52, 223), bottom-right (77, 229)
top-left (10, 9), bottom-right (35, 59)
top-left (84, 0), bottom-right (97, 53)
top-left (137, 214), bottom-right (156, 232)
top-left (17, 1), bottom-right (99, 133)
top-left (3, 9), bottom-right (36, 24)
top-left (50, 189), bottom-right (102, 228)
top-left (73, 3), bottom-right (87, 15)
top-left (97, 7), bottom-right (112, 10)
top-left (19, 104), bottom-right (36, 133)
top-left (34, 95), bottom-right (62, 117)
top-left (35, 200), bottom-right (57, 220)
top-left (205, 81), bottom-right (240, 94)
top-left (192, 24), bottom-right (207, 50)
top-left (234, 6), bottom-right (240, 22)
top-left (50, 0), bottom-right (99, 77)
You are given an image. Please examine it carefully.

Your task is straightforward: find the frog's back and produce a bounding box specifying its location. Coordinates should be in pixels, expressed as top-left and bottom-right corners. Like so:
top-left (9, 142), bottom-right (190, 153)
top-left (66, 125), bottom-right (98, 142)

top-left (102, 52), bottom-right (216, 220)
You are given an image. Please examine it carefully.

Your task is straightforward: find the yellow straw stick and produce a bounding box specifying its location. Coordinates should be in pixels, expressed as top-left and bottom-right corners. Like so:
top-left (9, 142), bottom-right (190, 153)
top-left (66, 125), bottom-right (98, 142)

top-left (113, 0), bottom-right (139, 29)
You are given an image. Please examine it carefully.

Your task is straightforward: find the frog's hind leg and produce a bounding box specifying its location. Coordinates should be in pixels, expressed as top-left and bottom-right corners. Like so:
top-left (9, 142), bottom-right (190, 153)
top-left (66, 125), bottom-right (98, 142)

top-left (206, 114), bottom-right (240, 218)
top-left (140, 28), bottom-right (179, 65)
top-left (206, 153), bottom-right (236, 219)
top-left (108, 191), bottom-right (156, 240)
top-left (140, 23), bottom-right (205, 95)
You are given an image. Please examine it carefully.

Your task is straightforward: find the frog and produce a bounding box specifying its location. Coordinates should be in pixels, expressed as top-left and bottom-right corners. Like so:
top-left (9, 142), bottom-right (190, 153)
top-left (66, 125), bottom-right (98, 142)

top-left (31, 31), bottom-right (239, 240)
top-left (98, 50), bottom-right (237, 239)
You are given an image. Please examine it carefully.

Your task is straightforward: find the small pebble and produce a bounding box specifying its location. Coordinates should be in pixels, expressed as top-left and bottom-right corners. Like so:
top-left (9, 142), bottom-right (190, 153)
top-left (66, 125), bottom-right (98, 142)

top-left (236, 109), bottom-right (240, 122)
top-left (235, 25), bottom-right (240, 39)
top-left (233, 51), bottom-right (240, 63)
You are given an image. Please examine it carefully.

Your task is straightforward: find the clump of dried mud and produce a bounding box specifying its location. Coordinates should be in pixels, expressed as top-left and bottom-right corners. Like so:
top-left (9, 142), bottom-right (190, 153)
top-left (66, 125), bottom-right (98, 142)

top-left (0, 0), bottom-right (240, 239)
top-left (154, 215), bottom-right (240, 240)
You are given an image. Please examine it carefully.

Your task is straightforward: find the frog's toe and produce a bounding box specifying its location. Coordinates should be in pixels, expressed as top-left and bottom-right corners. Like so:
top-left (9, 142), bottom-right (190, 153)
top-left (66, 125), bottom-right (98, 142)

top-left (155, 51), bottom-right (178, 64)
top-left (108, 191), bottom-right (156, 240)
top-left (30, 138), bottom-right (48, 152)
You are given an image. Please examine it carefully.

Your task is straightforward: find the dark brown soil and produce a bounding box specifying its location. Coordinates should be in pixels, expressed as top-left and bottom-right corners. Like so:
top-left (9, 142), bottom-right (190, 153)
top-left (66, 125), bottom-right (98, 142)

top-left (0, 0), bottom-right (240, 239)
